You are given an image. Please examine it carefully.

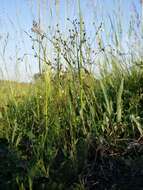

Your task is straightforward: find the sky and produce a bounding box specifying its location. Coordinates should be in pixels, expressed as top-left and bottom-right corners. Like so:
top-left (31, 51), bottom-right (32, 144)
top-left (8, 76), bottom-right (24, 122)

top-left (0, 0), bottom-right (141, 82)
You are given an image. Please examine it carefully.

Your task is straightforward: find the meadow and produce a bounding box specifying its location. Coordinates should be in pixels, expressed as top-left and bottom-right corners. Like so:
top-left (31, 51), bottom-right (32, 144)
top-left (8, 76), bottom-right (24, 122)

top-left (0, 1), bottom-right (143, 189)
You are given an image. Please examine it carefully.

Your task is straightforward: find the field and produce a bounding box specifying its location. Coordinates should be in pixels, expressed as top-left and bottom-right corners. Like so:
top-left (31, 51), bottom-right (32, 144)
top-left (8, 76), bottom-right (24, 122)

top-left (0, 1), bottom-right (143, 190)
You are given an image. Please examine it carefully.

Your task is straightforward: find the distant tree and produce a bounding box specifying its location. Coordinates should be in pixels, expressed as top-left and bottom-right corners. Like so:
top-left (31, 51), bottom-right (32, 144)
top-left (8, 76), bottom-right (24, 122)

top-left (33, 72), bottom-right (43, 81)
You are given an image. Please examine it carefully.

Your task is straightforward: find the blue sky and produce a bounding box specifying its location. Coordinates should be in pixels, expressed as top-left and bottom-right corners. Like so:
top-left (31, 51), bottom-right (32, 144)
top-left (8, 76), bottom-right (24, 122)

top-left (0, 0), bottom-right (141, 81)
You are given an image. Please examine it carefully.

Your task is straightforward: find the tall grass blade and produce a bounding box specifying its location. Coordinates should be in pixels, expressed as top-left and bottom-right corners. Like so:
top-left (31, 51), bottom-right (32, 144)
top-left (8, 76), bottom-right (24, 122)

top-left (117, 78), bottom-right (124, 122)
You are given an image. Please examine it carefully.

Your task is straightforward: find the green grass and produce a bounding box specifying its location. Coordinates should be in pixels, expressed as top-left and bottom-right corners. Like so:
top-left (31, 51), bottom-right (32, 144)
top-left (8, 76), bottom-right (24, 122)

top-left (0, 80), bottom-right (31, 105)
top-left (0, 62), bottom-right (143, 189)
top-left (0, 2), bottom-right (143, 188)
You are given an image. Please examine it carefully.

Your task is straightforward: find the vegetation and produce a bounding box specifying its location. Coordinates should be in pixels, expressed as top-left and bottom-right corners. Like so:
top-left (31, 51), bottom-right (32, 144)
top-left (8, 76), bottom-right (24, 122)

top-left (0, 0), bottom-right (143, 189)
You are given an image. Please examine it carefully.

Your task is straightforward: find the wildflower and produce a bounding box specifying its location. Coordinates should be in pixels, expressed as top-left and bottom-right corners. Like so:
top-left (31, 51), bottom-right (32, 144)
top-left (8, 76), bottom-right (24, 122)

top-left (31, 20), bottom-right (44, 39)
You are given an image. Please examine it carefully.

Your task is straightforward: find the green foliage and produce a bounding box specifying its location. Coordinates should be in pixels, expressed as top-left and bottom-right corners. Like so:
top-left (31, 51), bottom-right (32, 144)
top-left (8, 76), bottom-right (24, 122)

top-left (0, 4), bottom-right (143, 187)
top-left (1, 65), bottom-right (143, 189)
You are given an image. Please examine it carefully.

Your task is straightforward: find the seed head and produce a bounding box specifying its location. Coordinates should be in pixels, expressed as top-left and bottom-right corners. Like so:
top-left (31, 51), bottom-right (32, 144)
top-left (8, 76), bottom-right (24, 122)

top-left (31, 20), bottom-right (44, 38)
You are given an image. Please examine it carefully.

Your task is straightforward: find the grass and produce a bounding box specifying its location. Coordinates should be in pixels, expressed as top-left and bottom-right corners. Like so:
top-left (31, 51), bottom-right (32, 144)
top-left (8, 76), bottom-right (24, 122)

top-left (1, 62), bottom-right (143, 189)
top-left (0, 1), bottom-right (143, 189)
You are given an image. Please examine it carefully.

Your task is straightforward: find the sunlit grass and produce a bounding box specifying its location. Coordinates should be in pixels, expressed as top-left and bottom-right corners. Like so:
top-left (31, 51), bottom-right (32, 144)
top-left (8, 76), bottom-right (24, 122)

top-left (0, 0), bottom-right (143, 189)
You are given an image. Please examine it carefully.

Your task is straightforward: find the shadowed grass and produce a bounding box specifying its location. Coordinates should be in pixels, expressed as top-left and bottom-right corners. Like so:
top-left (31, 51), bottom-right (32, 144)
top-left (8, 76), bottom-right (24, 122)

top-left (0, 1), bottom-right (143, 188)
